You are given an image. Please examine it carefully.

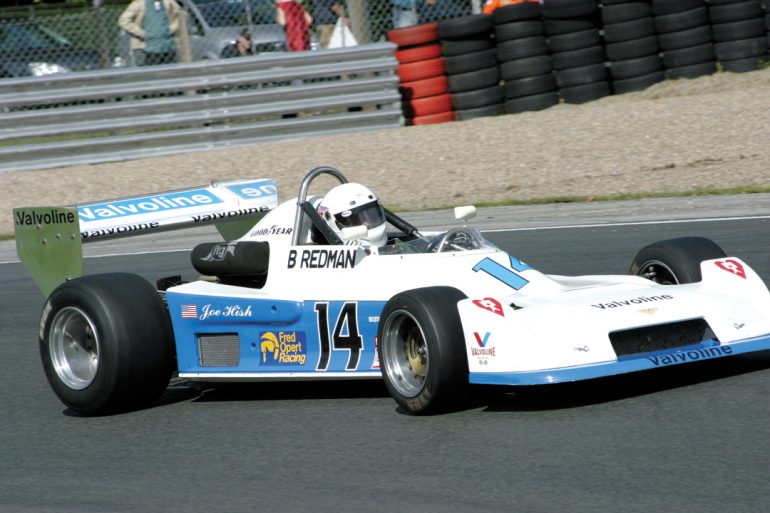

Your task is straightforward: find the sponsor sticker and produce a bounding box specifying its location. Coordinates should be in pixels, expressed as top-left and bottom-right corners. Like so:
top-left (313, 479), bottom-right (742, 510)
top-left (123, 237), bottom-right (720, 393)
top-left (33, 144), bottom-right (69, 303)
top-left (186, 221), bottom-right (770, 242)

top-left (471, 331), bottom-right (495, 364)
top-left (78, 189), bottom-right (222, 222)
top-left (647, 346), bottom-right (733, 367)
top-left (715, 259), bottom-right (746, 279)
top-left (259, 331), bottom-right (308, 366)
top-left (472, 298), bottom-right (504, 317)
top-left (223, 181), bottom-right (277, 200)
top-left (15, 209), bottom-right (76, 226)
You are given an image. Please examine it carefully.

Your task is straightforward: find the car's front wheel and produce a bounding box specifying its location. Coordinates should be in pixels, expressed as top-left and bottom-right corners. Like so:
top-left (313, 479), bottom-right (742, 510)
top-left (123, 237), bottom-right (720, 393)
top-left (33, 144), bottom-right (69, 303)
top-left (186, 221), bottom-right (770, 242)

top-left (39, 273), bottom-right (174, 415)
top-left (629, 236), bottom-right (727, 284)
top-left (377, 286), bottom-right (470, 414)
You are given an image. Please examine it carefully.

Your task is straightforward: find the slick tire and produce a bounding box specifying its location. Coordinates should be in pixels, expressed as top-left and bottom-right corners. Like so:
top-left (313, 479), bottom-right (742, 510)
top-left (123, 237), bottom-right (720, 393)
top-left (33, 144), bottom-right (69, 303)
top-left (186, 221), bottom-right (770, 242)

top-left (39, 273), bottom-right (174, 416)
top-left (451, 85), bottom-right (505, 110)
top-left (399, 75), bottom-right (449, 100)
top-left (559, 81), bottom-right (611, 104)
top-left (505, 92), bottom-right (559, 113)
top-left (612, 70), bottom-right (665, 94)
top-left (455, 102), bottom-right (505, 120)
top-left (378, 287), bottom-right (470, 414)
top-left (665, 60), bottom-right (716, 79)
top-left (629, 237), bottom-right (727, 284)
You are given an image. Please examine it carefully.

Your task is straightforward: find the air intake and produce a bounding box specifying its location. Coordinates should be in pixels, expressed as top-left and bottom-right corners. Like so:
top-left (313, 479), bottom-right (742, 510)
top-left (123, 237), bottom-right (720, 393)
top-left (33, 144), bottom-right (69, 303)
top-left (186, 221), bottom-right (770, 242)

top-left (609, 319), bottom-right (718, 357)
top-left (198, 333), bottom-right (240, 367)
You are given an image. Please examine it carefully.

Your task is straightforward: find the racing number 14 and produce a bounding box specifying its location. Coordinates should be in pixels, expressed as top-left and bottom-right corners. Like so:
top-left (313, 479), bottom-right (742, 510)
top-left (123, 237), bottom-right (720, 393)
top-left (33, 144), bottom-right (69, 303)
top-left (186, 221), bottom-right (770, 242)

top-left (314, 302), bottom-right (362, 371)
top-left (472, 255), bottom-right (531, 290)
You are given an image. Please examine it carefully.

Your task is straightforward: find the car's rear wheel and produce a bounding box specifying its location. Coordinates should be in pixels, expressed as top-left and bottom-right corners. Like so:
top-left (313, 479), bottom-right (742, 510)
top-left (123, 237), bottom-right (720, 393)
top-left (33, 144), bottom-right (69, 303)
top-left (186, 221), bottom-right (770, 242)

top-left (378, 287), bottom-right (469, 414)
top-left (40, 273), bottom-right (174, 415)
top-left (629, 236), bottom-right (727, 284)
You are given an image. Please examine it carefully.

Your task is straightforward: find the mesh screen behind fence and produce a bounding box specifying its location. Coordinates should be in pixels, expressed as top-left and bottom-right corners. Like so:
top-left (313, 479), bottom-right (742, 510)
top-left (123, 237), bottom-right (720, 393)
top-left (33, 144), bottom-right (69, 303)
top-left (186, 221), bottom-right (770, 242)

top-left (0, 0), bottom-right (475, 78)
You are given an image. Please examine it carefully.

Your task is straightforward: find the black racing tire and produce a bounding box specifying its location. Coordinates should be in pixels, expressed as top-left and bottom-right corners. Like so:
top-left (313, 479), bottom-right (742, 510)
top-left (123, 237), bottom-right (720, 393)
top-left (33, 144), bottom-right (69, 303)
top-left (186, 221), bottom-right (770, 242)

top-left (651, 0), bottom-right (705, 16)
top-left (661, 43), bottom-right (715, 68)
top-left (378, 287), bottom-right (470, 414)
top-left (497, 36), bottom-right (548, 62)
top-left (612, 70), bottom-right (665, 94)
top-left (505, 92), bottom-right (559, 113)
top-left (714, 37), bottom-right (767, 60)
top-left (559, 80), bottom-right (611, 103)
top-left (665, 60), bottom-right (716, 79)
top-left (629, 237), bottom-right (727, 284)
top-left (544, 16), bottom-right (600, 35)
top-left (542, 0), bottom-right (598, 19)
top-left (720, 56), bottom-right (761, 72)
top-left (602, 18), bottom-right (655, 43)
top-left (500, 55), bottom-right (552, 80)
top-left (447, 65), bottom-right (500, 93)
top-left (438, 14), bottom-right (494, 39)
top-left (609, 54), bottom-right (662, 79)
top-left (494, 20), bottom-right (544, 41)
top-left (551, 45), bottom-right (606, 70)
top-left (708, 0), bottom-right (764, 24)
top-left (443, 48), bottom-right (497, 75)
top-left (441, 36), bottom-right (494, 56)
top-left (546, 28), bottom-right (601, 52)
top-left (601, 2), bottom-right (652, 24)
top-left (39, 273), bottom-right (174, 416)
top-left (455, 102), bottom-right (505, 121)
top-left (451, 84), bottom-right (505, 110)
top-left (492, 1), bottom-right (542, 24)
top-left (504, 73), bottom-right (557, 99)
top-left (605, 36), bottom-right (660, 61)
top-left (654, 7), bottom-right (709, 34)
top-left (711, 18), bottom-right (766, 42)
top-left (657, 25), bottom-right (712, 51)
top-left (554, 63), bottom-right (607, 87)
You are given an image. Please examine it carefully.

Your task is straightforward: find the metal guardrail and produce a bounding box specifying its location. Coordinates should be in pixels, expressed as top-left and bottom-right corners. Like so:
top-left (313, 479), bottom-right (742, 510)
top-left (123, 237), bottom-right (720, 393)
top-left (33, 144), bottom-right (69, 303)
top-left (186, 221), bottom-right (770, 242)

top-left (0, 43), bottom-right (403, 173)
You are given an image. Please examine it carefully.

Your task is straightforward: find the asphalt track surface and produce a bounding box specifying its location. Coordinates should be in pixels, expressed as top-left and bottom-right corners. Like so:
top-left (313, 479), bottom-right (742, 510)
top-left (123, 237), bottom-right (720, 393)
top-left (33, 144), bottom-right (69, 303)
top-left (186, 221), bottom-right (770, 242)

top-left (1, 195), bottom-right (769, 513)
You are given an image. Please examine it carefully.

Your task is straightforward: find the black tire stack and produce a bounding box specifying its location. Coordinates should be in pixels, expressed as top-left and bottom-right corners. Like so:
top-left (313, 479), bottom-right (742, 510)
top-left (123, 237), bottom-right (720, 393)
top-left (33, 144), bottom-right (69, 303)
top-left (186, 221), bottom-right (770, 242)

top-left (708, 0), bottom-right (768, 73)
top-left (652, 0), bottom-right (717, 79)
top-left (601, 0), bottom-right (665, 94)
top-left (544, 0), bottom-right (611, 104)
top-left (493, 2), bottom-right (559, 113)
top-left (438, 14), bottom-right (505, 121)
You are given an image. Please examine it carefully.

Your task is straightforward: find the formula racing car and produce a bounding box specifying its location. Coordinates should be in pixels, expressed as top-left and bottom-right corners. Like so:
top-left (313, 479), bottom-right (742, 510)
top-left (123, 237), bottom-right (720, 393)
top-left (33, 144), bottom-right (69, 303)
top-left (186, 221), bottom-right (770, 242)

top-left (14, 166), bottom-right (770, 415)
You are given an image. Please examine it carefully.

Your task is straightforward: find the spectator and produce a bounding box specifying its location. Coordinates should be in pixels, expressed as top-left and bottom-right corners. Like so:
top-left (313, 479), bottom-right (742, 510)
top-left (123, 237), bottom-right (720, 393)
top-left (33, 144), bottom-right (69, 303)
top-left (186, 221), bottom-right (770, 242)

top-left (392, 0), bottom-right (436, 29)
top-left (313, 0), bottom-right (347, 49)
top-left (276, 0), bottom-right (313, 52)
top-left (221, 28), bottom-right (254, 58)
top-left (119, 0), bottom-right (183, 66)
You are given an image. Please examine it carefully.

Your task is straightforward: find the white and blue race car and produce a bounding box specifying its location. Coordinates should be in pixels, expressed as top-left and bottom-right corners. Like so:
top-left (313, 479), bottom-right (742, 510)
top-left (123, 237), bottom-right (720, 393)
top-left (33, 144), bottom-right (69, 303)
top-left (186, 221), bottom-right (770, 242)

top-left (14, 166), bottom-right (770, 415)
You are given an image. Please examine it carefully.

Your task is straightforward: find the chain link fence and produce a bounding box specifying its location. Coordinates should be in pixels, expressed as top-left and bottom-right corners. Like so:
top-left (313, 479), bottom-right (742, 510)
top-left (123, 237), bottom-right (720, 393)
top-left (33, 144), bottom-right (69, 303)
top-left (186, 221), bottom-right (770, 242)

top-left (0, 0), bottom-right (475, 78)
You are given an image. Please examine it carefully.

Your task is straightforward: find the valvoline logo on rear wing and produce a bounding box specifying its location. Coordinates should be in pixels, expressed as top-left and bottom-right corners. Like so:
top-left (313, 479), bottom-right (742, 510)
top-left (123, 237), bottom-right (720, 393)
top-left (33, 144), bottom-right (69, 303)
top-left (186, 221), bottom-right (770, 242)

top-left (13, 178), bottom-right (277, 296)
top-left (77, 178), bottom-right (277, 241)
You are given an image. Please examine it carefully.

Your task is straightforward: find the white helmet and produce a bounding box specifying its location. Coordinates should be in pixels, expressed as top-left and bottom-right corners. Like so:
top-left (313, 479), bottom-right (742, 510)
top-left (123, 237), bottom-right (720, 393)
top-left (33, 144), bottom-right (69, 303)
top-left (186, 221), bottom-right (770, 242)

top-left (316, 183), bottom-right (387, 247)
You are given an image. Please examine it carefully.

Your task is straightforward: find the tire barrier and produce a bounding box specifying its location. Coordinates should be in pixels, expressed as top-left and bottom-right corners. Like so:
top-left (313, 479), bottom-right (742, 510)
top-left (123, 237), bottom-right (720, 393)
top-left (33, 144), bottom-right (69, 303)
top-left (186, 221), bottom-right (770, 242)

top-left (604, 1), bottom-right (665, 94)
top-left (389, 23), bottom-right (456, 126)
top-left (708, 0), bottom-right (767, 73)
top-left (384, 0), bottom-right (768, 128)
top-left (547, 0), bottom-right (611, 103)
top-left (495, 2), bottom-right (559, 113)
top-left (652, 0), bottom-right (717, 79)
top-left (439, 14), bottom-right (505, 120)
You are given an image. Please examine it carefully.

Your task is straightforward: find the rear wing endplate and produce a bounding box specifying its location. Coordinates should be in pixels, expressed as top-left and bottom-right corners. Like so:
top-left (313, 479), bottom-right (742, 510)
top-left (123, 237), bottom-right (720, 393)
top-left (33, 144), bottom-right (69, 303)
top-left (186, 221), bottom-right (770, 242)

top-left (13, 178), bottom-right (277, 296)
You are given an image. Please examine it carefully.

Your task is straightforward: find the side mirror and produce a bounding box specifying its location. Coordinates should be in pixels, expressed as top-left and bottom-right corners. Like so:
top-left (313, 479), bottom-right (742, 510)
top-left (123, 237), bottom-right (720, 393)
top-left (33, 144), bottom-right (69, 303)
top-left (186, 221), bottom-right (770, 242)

top-left (340, 225), bottom-right (368, 242)
top-left (454, 205), bottom-right (477, 221)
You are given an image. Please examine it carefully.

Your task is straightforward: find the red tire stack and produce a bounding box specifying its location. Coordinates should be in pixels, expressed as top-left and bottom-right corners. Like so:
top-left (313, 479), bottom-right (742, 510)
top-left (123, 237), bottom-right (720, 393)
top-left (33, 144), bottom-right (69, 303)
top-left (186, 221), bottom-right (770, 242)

top-left (387, 23), bottom-right (455, 126)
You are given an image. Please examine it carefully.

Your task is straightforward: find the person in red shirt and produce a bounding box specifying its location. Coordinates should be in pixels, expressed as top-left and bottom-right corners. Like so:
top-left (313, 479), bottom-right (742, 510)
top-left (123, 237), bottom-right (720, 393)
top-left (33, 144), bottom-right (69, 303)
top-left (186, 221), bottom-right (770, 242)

top-left (276, 0), bottom-right (313, 52)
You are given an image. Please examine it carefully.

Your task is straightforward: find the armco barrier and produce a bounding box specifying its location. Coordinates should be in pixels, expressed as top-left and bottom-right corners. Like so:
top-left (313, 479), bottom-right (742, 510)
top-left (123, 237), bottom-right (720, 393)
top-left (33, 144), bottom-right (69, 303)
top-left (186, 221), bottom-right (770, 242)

top-left (0, 43), bottom-right (402, 173)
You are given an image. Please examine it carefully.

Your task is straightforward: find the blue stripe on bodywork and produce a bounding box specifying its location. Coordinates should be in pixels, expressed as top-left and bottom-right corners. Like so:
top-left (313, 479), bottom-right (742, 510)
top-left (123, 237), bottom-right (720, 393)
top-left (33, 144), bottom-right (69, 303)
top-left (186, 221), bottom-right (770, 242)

top-left (469, 334), bottom-right (770, 385)
top-left (166, 292), bottom-right (386, 376)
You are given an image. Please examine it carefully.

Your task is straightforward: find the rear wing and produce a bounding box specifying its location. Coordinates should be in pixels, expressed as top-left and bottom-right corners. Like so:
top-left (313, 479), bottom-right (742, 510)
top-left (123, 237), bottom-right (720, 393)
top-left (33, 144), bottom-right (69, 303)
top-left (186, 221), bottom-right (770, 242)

top-left (14, 178), bottom-right (277, 296)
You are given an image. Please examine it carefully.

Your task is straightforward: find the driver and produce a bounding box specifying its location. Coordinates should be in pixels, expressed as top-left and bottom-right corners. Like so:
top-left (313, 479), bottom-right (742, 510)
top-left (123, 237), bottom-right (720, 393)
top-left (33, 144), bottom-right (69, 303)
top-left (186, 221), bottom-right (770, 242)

top-left (314, 183), bottom-right (387, 246)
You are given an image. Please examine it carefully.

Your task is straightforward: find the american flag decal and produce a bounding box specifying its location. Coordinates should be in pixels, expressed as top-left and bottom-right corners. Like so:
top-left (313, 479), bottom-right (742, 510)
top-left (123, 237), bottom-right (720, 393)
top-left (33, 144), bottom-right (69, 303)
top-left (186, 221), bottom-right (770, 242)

top-left (181, 304), bottom-right (198, 319)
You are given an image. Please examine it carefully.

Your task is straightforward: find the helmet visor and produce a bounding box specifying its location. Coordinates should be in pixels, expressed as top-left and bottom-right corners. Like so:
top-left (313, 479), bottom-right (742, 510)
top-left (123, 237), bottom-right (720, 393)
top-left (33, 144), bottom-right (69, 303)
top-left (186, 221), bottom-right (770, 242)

top-left (334, 201), bottom-right (385, 229)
